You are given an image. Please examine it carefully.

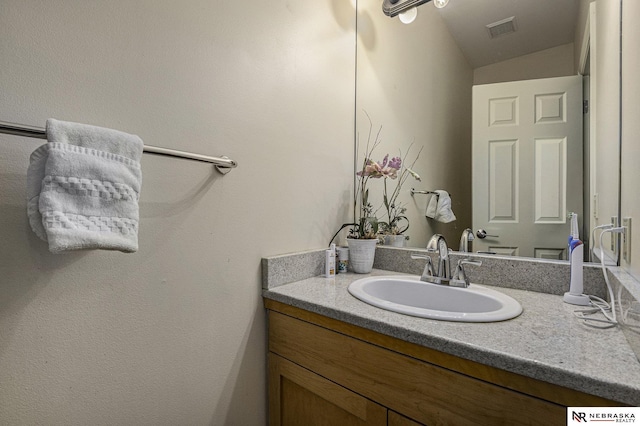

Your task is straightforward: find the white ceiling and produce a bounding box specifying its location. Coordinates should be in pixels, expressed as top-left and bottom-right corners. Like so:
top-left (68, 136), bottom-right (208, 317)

top-left (435, 0), bottom-right (580, 68)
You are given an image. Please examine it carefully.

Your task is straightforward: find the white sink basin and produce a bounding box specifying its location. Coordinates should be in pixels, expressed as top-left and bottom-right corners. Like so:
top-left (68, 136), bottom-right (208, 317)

top-left (348, 275), bottom-right (522, 322)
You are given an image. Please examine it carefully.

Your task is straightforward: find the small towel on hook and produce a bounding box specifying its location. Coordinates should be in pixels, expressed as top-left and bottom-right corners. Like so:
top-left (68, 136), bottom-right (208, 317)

top-left (425, 190), bottom-right (456, 223)
top-left (27, 119), bottom-right (143, 253)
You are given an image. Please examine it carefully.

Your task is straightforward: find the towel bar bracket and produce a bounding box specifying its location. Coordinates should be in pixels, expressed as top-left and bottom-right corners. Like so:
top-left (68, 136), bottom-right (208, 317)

top-left (213, 156), bottom-right (234, 175)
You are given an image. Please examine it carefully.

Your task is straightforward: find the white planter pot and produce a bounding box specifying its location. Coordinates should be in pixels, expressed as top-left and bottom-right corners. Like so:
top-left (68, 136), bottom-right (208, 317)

top-left (383, 234), bottom-right (406, 248)
top-left (346, 238), bottom-right (378, 274)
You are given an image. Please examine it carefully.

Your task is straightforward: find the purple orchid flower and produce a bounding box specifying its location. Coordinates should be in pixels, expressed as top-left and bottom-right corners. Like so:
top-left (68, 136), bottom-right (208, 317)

top-left (388, 156), bottom-right (402, 170)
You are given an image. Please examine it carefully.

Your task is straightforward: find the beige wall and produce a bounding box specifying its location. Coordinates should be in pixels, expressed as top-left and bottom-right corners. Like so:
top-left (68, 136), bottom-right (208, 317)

top-left (0, 1), bottom-right (355, 424)
top-left (356, 0), bottom-right (473, 248)
top-left (621, 0), bottom-right (640, 277)
top-left (473, 43), bottom-right (576, 85)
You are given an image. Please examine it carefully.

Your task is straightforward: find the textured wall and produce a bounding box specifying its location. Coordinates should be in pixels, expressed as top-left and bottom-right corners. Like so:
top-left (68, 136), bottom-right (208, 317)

top-left (0, 1), bottom-right (355, 424)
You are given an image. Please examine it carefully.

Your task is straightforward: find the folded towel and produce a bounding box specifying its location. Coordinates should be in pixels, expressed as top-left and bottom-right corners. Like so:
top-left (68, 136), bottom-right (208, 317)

top-left (27, 119), bottom-right (143, 253)
top-left (425, 190), bottom-right (456, 223)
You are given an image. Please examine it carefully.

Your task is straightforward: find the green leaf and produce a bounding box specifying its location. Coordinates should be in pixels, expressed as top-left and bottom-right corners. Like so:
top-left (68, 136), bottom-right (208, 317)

top-left (369, 217), bottom-right (379, 235)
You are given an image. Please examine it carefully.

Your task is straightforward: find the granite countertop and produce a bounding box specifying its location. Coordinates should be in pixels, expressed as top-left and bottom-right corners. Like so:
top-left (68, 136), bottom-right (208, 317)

top-left (263, 269), bottom-right (640, 406)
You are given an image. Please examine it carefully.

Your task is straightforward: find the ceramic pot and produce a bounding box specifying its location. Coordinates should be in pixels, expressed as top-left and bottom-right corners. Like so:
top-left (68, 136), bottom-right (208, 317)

top-left (383, 234), bottom-right (406, 247)
top-left (346, 238), bottom-right (378, 273)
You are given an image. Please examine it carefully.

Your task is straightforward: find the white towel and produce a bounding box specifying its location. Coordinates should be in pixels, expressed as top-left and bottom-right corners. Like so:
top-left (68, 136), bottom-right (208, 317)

top-left (425, 190), bottom-right (456, 223)
top-left (27, 119), bottom-right (143, 253)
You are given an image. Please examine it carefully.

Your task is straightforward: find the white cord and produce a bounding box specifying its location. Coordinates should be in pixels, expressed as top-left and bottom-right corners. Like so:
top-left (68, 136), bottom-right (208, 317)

top-left (573, 296), bottom-right (617, 328)
top-left (589, 224), bottom-right (613, 262)
top-left (599, 228), bottom-right (619, 323)
top-left (573, 226), bottom-right (625, 328)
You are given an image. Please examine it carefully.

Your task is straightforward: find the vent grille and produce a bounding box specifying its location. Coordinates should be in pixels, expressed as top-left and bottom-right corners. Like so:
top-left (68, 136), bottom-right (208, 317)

top-left (486, 16), bottom-right (517, 39)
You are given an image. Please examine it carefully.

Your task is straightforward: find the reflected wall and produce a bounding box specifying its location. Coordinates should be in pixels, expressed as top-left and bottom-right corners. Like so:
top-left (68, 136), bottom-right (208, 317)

top-left (356, 0), bottom-right (473, 248)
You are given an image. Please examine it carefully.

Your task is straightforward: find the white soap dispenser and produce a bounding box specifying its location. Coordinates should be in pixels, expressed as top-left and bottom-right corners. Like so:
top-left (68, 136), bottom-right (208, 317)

top-left (563, 213), bottom-right (590, 305)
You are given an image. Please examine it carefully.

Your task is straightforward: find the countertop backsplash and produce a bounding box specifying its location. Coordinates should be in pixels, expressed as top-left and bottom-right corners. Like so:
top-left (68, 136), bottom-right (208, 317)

top-left (373, 246), bottom-right (608, 299)
top-left (262, 249), bottom-right (326, 290)
top-left (263, 245), bottom-right (608, 298)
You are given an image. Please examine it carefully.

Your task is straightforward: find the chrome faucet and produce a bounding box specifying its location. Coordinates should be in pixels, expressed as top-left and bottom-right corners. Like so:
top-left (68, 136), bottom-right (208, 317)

top-left (412, 235), bottom-right (483, 287)
top-left (459, 228), bottom-right (474, 252)
top-left (426, 234), bottom-right (451, 283)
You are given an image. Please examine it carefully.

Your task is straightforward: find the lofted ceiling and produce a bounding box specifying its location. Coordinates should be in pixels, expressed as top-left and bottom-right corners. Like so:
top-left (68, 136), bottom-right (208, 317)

top-left (434, 0), bottom-right (580, 68)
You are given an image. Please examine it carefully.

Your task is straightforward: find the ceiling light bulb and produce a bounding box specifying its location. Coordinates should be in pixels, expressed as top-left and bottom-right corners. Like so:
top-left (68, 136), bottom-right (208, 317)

top-left (399, 7), bottom-right (418, 24)
top-left (434, 0), bottom-right (449, 8)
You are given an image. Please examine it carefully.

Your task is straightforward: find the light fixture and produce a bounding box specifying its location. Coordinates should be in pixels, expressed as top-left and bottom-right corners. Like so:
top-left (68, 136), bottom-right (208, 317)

top-left (382, 0), bottom-right (431, 18)
top-left (433, 0), bottom-right (449, 8)
top-left (398, 7), bottom-right (418, 24)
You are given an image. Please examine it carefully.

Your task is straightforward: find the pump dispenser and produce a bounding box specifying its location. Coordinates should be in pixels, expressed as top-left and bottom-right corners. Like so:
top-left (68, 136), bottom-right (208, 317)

top-left (563, 213), bottom-right (590, 305)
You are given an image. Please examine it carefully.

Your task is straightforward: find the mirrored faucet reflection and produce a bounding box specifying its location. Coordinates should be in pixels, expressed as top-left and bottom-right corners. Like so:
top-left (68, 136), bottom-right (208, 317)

top-left (459, 228), bottom-right (474, 252)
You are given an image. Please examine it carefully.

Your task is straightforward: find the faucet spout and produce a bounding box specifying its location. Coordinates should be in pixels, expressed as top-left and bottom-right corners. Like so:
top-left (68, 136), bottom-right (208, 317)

top-left (415, 236), bottom-right (483, 287)
top-left (426, 234), bottom-right (451, 280)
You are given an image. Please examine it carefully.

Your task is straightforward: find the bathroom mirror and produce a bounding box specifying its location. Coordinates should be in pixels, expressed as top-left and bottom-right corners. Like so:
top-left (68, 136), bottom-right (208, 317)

top-left (355, 0), bottom-right (621, 262)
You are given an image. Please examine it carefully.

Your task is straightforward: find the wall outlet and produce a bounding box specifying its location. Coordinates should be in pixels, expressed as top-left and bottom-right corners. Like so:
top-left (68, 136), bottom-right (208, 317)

top-left (623, 217), bottom-right (632, 264)
top-left (593, 193), bottom-right (599, 220)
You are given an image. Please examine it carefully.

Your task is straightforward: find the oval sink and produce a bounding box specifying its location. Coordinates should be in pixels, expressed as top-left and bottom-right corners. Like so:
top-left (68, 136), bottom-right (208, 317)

top-left (348, 275), bottom-right (522, 322)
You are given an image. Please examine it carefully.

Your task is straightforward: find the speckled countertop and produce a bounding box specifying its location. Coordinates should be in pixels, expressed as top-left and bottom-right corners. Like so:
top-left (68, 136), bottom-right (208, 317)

top-left (263, 269), bottom-right (640, 406)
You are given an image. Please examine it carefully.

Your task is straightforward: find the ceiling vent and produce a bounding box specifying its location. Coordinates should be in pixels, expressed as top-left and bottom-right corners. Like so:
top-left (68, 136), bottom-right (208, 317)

top-left (486, 16), bottom-right (518, 39)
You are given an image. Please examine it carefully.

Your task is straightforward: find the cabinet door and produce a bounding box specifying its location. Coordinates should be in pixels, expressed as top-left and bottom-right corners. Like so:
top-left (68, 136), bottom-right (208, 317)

top-left (269, 353), bottom-right (386, 426)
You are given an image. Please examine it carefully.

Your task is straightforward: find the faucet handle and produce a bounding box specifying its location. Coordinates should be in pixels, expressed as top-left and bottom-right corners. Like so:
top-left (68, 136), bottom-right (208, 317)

top-left (453, 259), bottom-right (482, 287)
top-left (411, 254), bottom-right (435, 277)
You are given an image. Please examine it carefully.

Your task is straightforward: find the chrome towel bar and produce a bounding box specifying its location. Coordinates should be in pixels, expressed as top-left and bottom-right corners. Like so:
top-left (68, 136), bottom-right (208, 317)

top-left (410, 188), bottom-right (439, 196)
top-left (0, 120), bottom-right (237, 174)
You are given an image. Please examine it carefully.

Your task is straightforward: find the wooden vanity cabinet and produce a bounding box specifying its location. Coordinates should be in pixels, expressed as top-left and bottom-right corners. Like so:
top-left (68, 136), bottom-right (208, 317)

top-left (269, 353), bottom-right (387, 425)
top-left (265, 299), bottom-right (621, 426)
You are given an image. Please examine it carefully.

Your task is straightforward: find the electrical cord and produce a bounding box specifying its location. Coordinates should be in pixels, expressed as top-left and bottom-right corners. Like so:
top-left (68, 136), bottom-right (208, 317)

top-left (589, 224), bottom-right (613, 262)
top-left (573, 226), bottom-right (625, 328)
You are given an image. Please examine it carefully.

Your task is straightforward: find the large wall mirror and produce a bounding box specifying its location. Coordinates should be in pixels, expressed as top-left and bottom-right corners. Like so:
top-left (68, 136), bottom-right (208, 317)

top-left (356, 0), bottom-right (621, 263)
